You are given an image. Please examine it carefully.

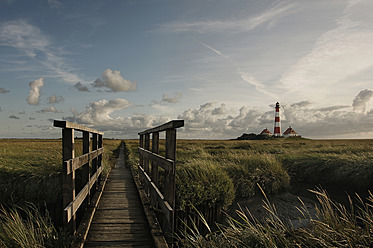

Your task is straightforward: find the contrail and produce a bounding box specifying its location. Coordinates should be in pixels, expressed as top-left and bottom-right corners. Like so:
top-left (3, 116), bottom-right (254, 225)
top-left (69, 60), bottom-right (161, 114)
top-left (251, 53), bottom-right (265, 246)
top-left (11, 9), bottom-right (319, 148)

top-left (199, 42), bottom-right (278, 99)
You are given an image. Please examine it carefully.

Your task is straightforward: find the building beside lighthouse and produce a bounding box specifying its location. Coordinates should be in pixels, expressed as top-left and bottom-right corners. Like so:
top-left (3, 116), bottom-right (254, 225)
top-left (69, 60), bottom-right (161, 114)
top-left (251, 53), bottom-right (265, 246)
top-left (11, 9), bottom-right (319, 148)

top-left (273, 102), bottom-right (281, 136)
top-left (283, 126), bottom-right (299, 138)
top-left (260, 128), bottom-right (272, 136)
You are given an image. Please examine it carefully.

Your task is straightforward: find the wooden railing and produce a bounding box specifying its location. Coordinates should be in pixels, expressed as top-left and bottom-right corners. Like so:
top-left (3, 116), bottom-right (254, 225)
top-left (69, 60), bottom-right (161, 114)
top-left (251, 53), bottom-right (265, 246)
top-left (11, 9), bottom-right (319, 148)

top-left (138, 120), bottom-right (184, 240)
top-left (54, 120), bottom-right (104, 234)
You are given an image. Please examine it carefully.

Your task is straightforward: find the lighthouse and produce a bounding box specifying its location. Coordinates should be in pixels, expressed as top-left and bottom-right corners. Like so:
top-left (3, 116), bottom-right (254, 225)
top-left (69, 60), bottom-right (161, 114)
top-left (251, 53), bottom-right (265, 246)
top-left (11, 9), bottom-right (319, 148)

top-left (274, 102), bottom-right (281, 136)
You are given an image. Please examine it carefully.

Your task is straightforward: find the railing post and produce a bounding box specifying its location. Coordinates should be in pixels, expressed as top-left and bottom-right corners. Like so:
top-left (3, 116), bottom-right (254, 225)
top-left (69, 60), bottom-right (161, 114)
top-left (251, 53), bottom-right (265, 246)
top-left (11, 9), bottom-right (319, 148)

top-left (144, 133), bottom-right (150, 195)
top-left (139, 134), bottom-right (144, 183)
top-left (62, 128), bottom-right (76, 233)
top-left (82, 131), bottom-right (91, 204)
top-left (164, 128), bottom-right (176, 238)
top-left (98, 134), bottom-right (103, 182)
top-left (92, 133), bottom-right (98, 191)
top-left (151, 132), bottom-right (159, 209)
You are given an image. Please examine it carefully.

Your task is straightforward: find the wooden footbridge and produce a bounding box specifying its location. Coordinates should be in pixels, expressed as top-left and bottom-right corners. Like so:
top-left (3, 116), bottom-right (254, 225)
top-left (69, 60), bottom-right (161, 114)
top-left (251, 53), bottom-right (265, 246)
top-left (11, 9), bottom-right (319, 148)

top-left (54, 120), bottom-right (184, 248)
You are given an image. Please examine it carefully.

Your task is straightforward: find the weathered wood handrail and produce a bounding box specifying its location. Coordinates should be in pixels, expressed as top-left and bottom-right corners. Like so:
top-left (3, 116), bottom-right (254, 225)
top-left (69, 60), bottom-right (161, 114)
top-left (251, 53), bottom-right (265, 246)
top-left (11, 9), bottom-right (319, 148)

top-left (54, 120), bottom-right (104, 234)
top-left (138, 120), bottom-right (184, 243)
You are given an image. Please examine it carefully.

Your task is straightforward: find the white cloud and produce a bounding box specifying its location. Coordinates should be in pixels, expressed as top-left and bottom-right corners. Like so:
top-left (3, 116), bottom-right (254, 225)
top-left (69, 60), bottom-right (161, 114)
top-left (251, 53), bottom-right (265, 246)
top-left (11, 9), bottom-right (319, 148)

top-left (0, 20), bottom-right (85, 84)
top-left (353, 89), bottom-right (373, 113)
top-left (157, 1), bottom-right (296, 33)
top-left (161, 92), bottom-right (182, 103)
top-left (48, 94), bottom-right (64, 104)
top-left (92, 69), bottom-right (136, 92)
top-left (66, 98), bottom-right (133, 125)
top-left (280, 0), bottom-right (373, 101)
top-left (37, 106), bottom-right (62, 113)
top-left (27, 77), bottom-right (44, 105)
top-left (200, 42), bottom-right (277, 99)
top-left (0, 19), bottom-right (49, 58)
top-left (64, 98), bottom-right (172, 135)
top-left (47, 0), bottom-right (63, 9)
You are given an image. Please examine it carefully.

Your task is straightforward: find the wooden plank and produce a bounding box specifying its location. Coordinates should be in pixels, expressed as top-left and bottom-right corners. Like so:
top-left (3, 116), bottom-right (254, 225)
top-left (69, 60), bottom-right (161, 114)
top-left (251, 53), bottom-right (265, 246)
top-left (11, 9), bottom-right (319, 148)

top-left (138, 148), bottom-right (173, 172)
top-left (64, 148), bottom-right (104, 175)
top-left (65, 184), bottom-right (89, 223)
top-left (65, 166), bottom-right (102, 223)
top-left (164, 128), bottom-right (176, 205)
top-left (164, 128), bottom-right (176, 241)
top-left (151, 132), bottom-right (159, 186)
top-left (82, 131), bottom-right (91, 204)
top-left (138, 167), bottom-right (173, 224)
top-left (89, 166), bottom-right (103, 190)
top-left (86, 164), bottom-right (155, 248)
top-left (151, 132), bottom-right (160, 209)
top-left (138, 120), bottom-right (184, 135)
top-left (54, 120), bottom-right (104, 135)
top-left (62, 128), bottom-right (76, 233)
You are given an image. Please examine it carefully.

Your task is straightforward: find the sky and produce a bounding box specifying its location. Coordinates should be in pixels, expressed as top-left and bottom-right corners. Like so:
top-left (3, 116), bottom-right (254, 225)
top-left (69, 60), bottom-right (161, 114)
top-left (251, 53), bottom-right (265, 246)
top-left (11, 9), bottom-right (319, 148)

top-left (1, 0), bottom-right (373, 139)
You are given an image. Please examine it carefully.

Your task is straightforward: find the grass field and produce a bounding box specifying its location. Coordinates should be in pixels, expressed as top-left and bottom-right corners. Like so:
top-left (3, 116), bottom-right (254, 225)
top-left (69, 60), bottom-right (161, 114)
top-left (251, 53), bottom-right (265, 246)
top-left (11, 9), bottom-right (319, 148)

top-left (0, 139), bottom-right (122, 206)
top-left (123, 138), bottom-right (373, 247)
top-left (1, 138), bottom-right (373, 247)
top-left (125, 138), bottom-right (373, 210)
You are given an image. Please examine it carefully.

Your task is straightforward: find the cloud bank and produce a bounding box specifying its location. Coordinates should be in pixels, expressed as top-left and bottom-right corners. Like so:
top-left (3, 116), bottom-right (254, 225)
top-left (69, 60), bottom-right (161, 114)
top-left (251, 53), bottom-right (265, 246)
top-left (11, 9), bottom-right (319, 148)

top-left (64, 98), bottom-right (172, 134)
top-left (60, 89), bottom-right (373, 139)
top-left (27, 77), bottom-right (44, 105)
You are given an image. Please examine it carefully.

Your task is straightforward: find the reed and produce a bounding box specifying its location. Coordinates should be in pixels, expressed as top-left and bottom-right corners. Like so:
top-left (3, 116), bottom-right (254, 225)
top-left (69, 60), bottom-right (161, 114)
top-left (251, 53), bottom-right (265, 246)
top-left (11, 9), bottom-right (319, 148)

top-left (178, 188), bottom-right (373, 247)
top-left (0, 204), bottom-right (70, 248)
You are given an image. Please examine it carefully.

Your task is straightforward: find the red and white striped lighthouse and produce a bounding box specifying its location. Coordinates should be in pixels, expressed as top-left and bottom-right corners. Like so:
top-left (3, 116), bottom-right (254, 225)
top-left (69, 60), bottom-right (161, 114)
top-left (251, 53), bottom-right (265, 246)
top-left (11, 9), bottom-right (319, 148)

top-left (274, 102), bottom-right (281, 137)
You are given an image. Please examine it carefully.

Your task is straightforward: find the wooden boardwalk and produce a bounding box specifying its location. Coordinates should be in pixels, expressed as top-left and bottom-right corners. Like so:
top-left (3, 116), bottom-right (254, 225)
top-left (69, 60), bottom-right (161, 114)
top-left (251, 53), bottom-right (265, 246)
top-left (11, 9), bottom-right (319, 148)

top-left (84, 144), bottom-right (155, 248)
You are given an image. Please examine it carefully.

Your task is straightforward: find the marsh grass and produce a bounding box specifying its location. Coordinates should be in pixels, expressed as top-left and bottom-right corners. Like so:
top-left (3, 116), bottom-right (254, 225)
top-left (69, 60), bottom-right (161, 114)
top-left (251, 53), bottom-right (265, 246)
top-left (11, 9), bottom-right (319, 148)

top-left (0, 139), bottom-right (122, 207)
top-left (179, 187), bottom-right (373, 247)
top-left (125, 139), bottom-right (373, 211)
top-left (125, 139), bottom-right (373, 246)
top-left (0, 139), bottom-right (122, 247)
top-left (0, 203), bottom-right (70, 248)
